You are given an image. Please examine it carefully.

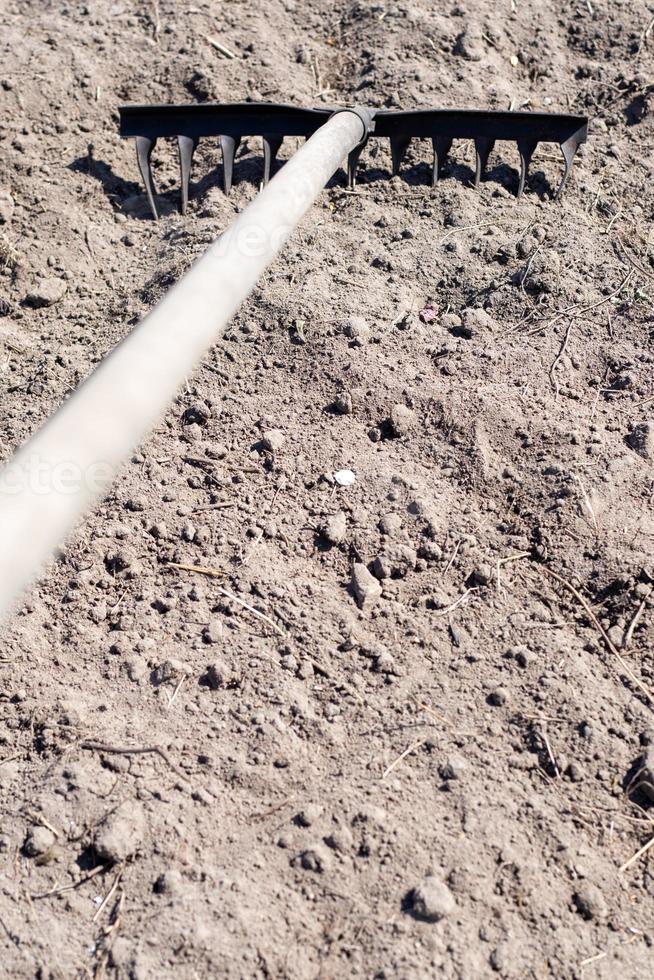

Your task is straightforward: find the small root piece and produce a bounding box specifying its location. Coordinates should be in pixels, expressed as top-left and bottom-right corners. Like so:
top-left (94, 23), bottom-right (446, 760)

top-left (80, 741), bottom-right (190, 784)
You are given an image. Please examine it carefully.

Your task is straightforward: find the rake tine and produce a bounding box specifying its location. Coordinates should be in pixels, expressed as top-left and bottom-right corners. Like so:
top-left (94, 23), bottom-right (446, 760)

top-left (555, 134), bottom-right (581, 199)
top-left (220, 134), bottom-right (241, 195)
top-left (262, 135), bottom-right (283, 185)
top-left (135, 135), bottom-right (158, 220)
top-left (347, 136), bottom-right (368, 188)
top-left (431, 136), bottom-right (453, 186)
top-left (390, 135), bottom-right (411, 177)
top-left (178, 135), bottom-right (198, 215)
top-left (474, 137), bottom-right (495, 188)
top-left (516, 138), bottom-right (538, 198)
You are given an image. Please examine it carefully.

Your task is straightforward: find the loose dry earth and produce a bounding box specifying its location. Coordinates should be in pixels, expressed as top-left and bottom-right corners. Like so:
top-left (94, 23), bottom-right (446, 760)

top-left (1, 1), bottom-right (654, 978)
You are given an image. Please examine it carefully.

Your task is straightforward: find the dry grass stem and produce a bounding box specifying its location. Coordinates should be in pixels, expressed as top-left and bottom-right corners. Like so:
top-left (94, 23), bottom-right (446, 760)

top-left (217, 586), bottom-right (284, 635)
top-left (623, 587), bottom-right (652, 649)
top-left (166, 561), bottom-right (224, 579)
top-left (206, 36), bottom-right (236, 58)
top-left (619, 833), bottom-right (654, 872)
top-left (382, 737), bottom-right (428, 780)
top-left (433, 587), bottom-right (478, 618)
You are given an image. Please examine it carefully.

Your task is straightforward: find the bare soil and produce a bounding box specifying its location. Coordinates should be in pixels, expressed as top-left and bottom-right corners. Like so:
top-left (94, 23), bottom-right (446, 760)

top-left (1, 1), bottom-right (654, 977)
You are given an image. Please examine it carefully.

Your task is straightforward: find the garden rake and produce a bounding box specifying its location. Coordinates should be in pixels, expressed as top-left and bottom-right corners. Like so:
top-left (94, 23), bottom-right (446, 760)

top-left (118, 101), bottom-right (588, 219)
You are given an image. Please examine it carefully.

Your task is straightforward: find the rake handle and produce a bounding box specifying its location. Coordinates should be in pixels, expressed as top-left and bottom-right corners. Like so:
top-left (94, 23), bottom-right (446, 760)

top-left (0, 108), bottom-right (368, 621)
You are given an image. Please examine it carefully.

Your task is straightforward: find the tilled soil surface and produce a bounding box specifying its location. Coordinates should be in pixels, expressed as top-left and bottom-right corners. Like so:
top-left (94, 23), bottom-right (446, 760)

top-left (1, 1), bottom-right (654, 978)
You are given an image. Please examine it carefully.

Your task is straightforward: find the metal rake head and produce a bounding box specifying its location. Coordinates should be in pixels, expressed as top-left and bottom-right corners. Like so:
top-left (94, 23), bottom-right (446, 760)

top-left (118, 102), bottom-right (588, 219)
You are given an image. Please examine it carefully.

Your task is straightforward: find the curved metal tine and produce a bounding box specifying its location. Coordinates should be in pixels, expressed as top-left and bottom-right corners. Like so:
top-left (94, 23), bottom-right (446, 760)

top-left (178, 135), bottom-right (198, 215)
top-left (390, 136), bottom-right (411, 177)
top-left (555, 135), bottom-right (580, 200)
top-left (516, 138), bottom-right (538, 198)
top-left (262, 135), bottom-right (283, 185)
top-left (135, 135), bottom-right (158, 220)
top-left (220, 134), bottom-right (242, 195)
top-left (347, 137), bottom-right (368, 188)
top-left (431, 137), bottom-right (453, 187)
top-left (474, 137), bottom-right (495, 188)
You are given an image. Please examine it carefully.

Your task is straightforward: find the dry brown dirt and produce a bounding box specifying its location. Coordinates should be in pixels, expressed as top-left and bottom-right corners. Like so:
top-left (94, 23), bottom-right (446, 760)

top-left (1, 1), bottom-right (654, 977)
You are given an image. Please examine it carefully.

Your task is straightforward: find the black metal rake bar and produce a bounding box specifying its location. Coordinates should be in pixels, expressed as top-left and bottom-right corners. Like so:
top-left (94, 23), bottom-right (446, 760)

top-left (118, 102), bottom-right (588, 219)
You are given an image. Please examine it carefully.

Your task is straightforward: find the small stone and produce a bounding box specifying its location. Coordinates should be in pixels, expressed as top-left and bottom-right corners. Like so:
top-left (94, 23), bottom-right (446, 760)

top-left (24, 825), bottom-right (56, 857)
top-left (105, 546), bottom-right (133, 574)
top-left (409, 875), bottom-right (456, 922)
top-left (183, 401), bottom-right (211, 426)
top-left (24, 277), bottom-right (67, 308)
top-left (626, 422), bottom-right (653, 460)
top-left (472, 564), bottom-right (493, 586)
top-left (334, 391), bottom-right (353, 414)
top-left (95, 803), bottom-right (145, 863)
top-left (440, 756), bottom-right (467, 780)
top-left (461, 308), bottom-right (498, 336)
top-left (124, 655), bottom-right (148, 682)
top-left (57, 699), bottom-right (86, 727)
top-left (0, 297), bottom-right (12, 317)
top-left (324, 826), bottom-right (353, 852)
top-left (293, 845), bottom-right (331, 873)
top-left (295, 804), bottom-right (322, 827)
top-left (181, 522), bottom-right (197, 542)
top-left (455, 26), bottom-right (484, 61)
top-left (440, 312), bottom-right (462, 331)
top-left (203, 659), bottom-right (229, 689)
top-left (373, 649), bottom-right (397, 674)
top-left (573, 882), bottom-right (608, 921)
top-left (202, 620), bottom-right (223, 645)
top-left (418, 541), bottom-right (443, 562)
top-left (152, 659), bottom-right (190, 684)
top-left (153, 869), bottom-right (184, 896)
top-left (488, 686), bottom-right (509, 707)
top-left (379, 512), bottom-right (402, 536)
top-left (428, 590), bottom-right (450, 610)
top-left (322, 511), bottom-right (347, 545)
top-left (351, 563), bottom-right (382, 609)
top-left (567, 761), bottom-right (585, 782)
top-left (261, 429), bottom-right (285, 452)
top-left (334, 469), bottom-right (356, 487)
top-left (342, 315), bottom-right (370, 345)
top-left (390, 403), bottom-right (416, 438)
top-left (373, 544), bottom-right (416, 580)
top-left (607, 624), bottom-right (624, 648)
